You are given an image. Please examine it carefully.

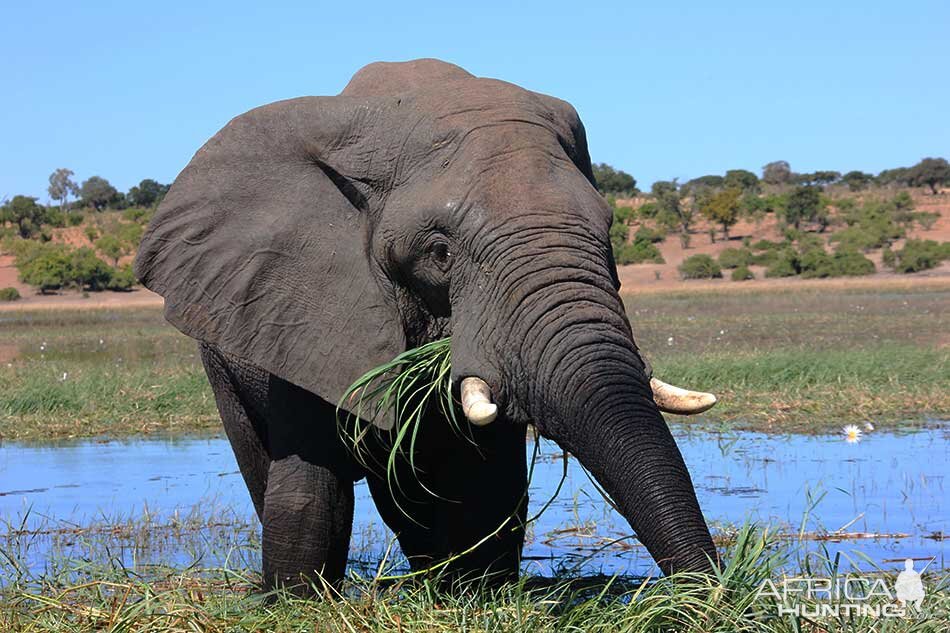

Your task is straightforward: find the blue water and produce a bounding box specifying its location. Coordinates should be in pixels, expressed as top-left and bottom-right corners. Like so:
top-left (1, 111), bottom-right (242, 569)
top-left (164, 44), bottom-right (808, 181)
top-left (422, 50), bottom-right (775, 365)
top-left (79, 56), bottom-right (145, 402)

top-left (0, 427), bottom-right (946, 578)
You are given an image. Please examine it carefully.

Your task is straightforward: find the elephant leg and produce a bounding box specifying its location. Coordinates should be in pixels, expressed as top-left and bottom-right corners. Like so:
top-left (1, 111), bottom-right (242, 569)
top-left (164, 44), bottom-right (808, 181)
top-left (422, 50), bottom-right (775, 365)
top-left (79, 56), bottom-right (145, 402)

top-left (366, 420), bottom-right (527, 585)
top-left (260, 374), bottom-right (357, 595)
top-left (430, 422), bottom-right (528, 585)
top-left (200, 342), bottom-right (357, 595)
top-left (261, 455), bottom-right (354, 595)
top-left (199, 343), bottom-right (270, 519)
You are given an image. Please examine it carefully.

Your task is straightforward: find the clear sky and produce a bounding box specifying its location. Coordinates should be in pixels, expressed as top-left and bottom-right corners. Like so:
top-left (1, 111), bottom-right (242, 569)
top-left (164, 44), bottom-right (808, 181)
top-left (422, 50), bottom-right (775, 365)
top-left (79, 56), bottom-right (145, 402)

top-left (2, 1), bottom-right (947, 201)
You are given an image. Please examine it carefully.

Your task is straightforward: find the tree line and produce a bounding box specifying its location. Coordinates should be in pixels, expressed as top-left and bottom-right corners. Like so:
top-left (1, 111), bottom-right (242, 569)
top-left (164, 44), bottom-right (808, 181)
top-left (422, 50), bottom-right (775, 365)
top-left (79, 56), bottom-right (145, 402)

top-left (0, 169), bottom-right (169, 299)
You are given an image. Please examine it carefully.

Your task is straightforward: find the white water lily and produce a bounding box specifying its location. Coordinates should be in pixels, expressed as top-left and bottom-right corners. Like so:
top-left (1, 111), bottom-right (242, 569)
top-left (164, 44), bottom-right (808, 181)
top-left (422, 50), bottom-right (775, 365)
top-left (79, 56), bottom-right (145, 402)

top-left (843, 424), bottom-right (863, 444)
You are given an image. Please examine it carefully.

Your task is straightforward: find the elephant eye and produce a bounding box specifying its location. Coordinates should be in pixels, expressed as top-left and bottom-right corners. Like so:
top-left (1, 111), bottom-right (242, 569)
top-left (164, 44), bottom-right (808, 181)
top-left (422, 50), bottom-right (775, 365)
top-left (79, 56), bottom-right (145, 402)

top-left (428, 240), bottom-right (453, 268)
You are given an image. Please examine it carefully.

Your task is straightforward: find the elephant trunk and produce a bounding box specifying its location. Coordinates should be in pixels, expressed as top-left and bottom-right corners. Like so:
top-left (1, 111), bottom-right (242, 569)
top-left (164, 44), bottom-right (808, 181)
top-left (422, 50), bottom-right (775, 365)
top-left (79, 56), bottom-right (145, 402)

top-left (512, 281), bottom-right (717, 574)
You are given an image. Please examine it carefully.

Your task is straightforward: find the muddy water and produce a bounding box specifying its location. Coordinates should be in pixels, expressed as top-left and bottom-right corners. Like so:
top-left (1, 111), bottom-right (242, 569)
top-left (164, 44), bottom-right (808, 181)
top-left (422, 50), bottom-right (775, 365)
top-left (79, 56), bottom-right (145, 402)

top-left (0, 427), bottom-right (946, 578)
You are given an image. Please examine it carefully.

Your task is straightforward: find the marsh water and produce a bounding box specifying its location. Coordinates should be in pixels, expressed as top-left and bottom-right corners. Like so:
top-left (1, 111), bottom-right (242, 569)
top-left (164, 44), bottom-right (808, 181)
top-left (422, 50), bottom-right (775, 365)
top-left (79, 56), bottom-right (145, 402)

top-left (1, 427), bottom-right (946, 580)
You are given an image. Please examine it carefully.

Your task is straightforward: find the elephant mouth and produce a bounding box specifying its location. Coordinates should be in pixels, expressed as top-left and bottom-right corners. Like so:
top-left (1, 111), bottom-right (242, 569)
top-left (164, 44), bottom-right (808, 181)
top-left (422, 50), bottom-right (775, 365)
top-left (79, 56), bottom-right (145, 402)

top-left (458, 374), bottom-right (717, 427)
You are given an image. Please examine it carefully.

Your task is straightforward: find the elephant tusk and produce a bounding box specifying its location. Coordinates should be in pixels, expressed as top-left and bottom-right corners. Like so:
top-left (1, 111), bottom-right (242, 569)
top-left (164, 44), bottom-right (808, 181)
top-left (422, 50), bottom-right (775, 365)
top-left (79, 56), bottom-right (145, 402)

top-left (460, 377), bottom-right (498, 426)
top-left (650, 377), bottom-right (718, 415)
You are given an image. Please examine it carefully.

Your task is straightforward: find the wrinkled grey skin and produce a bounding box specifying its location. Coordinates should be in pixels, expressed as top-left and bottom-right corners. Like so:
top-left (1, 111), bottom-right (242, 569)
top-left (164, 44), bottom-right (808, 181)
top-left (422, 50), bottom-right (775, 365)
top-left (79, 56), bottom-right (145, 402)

top-left (135, 59), bottom-right (717, 595)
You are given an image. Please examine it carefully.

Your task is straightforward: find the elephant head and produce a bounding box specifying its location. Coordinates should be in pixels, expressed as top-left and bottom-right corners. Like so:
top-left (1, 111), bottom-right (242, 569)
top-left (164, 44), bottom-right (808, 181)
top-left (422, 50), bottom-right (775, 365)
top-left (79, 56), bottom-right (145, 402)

top-left (135, 59), bottom-right (718, 574)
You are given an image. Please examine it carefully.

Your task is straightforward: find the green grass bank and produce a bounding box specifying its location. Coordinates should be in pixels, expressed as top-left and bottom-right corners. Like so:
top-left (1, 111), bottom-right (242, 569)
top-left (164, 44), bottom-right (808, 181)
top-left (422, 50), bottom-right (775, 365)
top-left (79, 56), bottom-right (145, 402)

top-left (1, 284), bottom-right (947, 442)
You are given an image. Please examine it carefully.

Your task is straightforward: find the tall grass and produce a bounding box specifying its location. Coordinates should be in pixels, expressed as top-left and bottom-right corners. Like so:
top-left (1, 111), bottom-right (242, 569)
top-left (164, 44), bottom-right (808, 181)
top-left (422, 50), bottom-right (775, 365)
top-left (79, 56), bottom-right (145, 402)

top-left (3, 523), bottom-right (946, 632)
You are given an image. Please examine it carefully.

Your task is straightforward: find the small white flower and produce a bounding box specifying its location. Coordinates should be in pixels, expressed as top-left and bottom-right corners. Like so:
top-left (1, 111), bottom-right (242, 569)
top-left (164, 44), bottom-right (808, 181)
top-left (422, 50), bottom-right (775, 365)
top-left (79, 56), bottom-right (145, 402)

top-left (843, 424), bottom-right (862, 444)
top-left (60, 372), bottom-right (68, 381)
top-left (667, 336), bottom-right (674, 345)
top-left (864, 422), bottom-right (874, 432)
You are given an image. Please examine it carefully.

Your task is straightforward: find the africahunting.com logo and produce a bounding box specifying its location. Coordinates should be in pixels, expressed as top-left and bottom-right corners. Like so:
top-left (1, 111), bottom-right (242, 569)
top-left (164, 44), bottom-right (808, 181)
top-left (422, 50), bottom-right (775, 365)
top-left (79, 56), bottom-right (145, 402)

top-left (756, 558), bottom-right (931, 619)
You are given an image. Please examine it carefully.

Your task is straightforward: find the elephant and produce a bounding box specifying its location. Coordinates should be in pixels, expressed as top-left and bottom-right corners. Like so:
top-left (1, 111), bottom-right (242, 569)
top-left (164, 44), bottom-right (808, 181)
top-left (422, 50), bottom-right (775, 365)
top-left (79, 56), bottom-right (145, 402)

top-left (134, 58), bottom-right (719, 595)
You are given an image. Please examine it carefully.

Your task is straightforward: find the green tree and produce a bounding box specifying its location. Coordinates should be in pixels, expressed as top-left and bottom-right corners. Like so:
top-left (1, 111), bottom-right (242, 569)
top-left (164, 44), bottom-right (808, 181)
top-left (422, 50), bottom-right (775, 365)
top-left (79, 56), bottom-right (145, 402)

top-left (683, 175), bottom-right (724, 194)
top-left (907, 157), bottom-right (950, 194)
top-left (47, 168), bottom-right (79, 212)
top-left (592, 163), bottom-right (638, 196)
top-left (762, 160), bottom-right (792, 185)
top-left (80, 176), bottom-right (119, 210)
top-left (699, 187), bottom-right (742, 240)
top-left (841, 170), bottom-right (874, 191)
top-left (651, 180), bottom-right (695, 239)
top-left (723, 169), bottom-right (759, 192)
top-left (1, 195), bottom-right (47, 238)
top-left (127, 179), bottom-right (170, 207)
top-left (794, 171), bottom-right (840, 186)
top-left (68, 247), bottom-right (113, 290)
top-left (783, 186), bottom-right (824, 230)
top-left (876, 167), bottom-right (911, 187)
top-left (95, 233), bottom-right (127, 266)
top-left (16, 242), bottom-right (72, 293)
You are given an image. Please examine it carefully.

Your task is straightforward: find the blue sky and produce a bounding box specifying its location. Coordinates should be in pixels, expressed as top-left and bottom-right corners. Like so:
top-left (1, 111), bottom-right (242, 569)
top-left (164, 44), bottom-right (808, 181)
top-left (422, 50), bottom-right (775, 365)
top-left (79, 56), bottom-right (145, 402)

top-left (2, 1), bottom-right (947, 200)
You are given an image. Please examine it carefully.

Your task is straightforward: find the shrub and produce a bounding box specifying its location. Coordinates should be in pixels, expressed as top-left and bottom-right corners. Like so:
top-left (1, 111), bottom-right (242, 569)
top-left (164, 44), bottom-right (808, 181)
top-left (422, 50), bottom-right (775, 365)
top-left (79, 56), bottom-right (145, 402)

top-left (68, 247), bottom-right (113, 290)
top-left (799, 248), bottom-right (834, 278)
top-left (633, 225), bottom-right (666, 244)
top-left (84, 226), bottom-right (99, 242)
top-left (108, 264), bottom-right (137, 291)
top-left (718, 247), bottom-right (752, 269)
top-left (749, 249), bottom-right (779, 266)
top-left (894, 239), bottom-right (950, 273)
top-left (831, 249), bottom-right (876, 276)
top-left (67, 212), bottom-right (85, 226)
top-left (96, 233), bottom-right (126, 265)
top-left (678, 254), bottom-right (722, 279)
top-left (122, 206), bottom-right (154, 224)
top-left (731, 265), bottom-right (754, 281)
top-left (16, 242), bottom-right (72, 293)
top-left (0, 287), bottom-right (20, 301)
top-left (764, 249), bottom-right (801, 278)
top-left (44, 209), bottom-right (66, 228)
top-left (751, 239), bottom-right (782, 251)
top-left (882, 246), bottom-right (895, 269)
top-left (616, 241), bottom-right (665, 265)
top-left (801, 247), bottom-right (875, 278)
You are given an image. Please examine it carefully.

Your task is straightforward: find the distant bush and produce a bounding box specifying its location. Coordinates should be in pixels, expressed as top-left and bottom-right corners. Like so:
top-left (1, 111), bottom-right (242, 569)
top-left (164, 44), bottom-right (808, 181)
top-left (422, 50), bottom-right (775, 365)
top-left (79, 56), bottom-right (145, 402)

top-left (108, 264), bottom-right (137, 291)
top-left (633, 225), bottom-right (666, 244)
top-left (16, 242), bottom-right (73, 293)
top-left (751, 239), bottom-right (782, 251)
top-left (15, 241), bottom-right (121, 293)
top-left (0, 287), bottom-right (20, 301)
top-left (44, 210), bottom-right (66, 228)
top-left (66, 247), bottom-right (112, 290)
top-left (731, 265), bottom-right (754, 281)
top-left (830, 249), bottom-right (876, 276)
top-left (718, 247), bottom-right (752, 269)
top-left (893, 239), bottom-right (950, 273)
top-left (84, 226), bottom-right (99, 242)
top-left (122, 207), bottom-right (154, 224)
top-left (801, 247), bottom-right (875, 278)
top-left (67, 213), bottom-right (84, 226)
top-left (882, 246), bottom-right (896, 269)
top-left (765, 249), bottom-right (801, 278)
top-left (679, 254), bottom-right (722, 279)
top-left (616, 240), bottom-right (665, 265)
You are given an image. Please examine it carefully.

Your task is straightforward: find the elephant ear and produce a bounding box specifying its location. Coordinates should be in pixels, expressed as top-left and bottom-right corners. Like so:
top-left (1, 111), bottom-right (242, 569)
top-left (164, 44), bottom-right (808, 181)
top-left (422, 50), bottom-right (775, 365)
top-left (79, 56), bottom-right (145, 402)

top-left (134, 97), bottom-right (405, 421)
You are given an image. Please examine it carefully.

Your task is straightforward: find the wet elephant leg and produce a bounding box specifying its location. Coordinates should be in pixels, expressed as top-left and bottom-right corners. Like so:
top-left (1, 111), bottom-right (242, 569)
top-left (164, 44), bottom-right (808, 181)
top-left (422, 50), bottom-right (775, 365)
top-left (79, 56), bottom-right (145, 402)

top-left (199, 342), bottom-right (357, 595)
top-left (260, 375), bottom-right (356, 595)
top-left (261, 455), bottom-right (354, 594)
top-left (366, 419), bottom-right (527, 585)
top-left (431, 422), bottom-right (528, 585)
